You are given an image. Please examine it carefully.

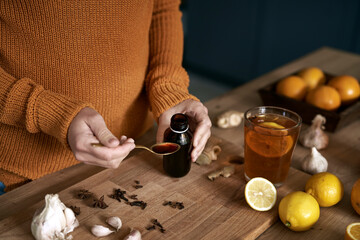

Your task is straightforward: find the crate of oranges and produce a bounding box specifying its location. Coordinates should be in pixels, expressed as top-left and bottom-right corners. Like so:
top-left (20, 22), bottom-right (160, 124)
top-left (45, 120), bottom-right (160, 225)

top-left (258, 67), bottom-right (360, 132)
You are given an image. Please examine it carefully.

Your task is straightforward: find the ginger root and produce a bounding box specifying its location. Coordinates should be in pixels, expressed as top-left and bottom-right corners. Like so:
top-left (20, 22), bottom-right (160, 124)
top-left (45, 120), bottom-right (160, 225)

top-left (207, 166), bottom-right (235, 181)
top-left (196, 137), bottom-right (222, 165)
top-left (216, 110), bottom-right (243, 128)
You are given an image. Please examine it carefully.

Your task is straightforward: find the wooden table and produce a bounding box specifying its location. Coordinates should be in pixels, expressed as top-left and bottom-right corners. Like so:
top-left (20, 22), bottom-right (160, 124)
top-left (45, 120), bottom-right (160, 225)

top-left (1, 47), bottom-right (359, 239)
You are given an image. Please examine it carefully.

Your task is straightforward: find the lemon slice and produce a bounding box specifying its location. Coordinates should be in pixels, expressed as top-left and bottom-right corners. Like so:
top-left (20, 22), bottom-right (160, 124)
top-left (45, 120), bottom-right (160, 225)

top-left (259, 122), bottom-right (285, 129)
top-left (346, 222), bottom-right (360, 240)
top-left (245, 177), bottom-right (277, 211)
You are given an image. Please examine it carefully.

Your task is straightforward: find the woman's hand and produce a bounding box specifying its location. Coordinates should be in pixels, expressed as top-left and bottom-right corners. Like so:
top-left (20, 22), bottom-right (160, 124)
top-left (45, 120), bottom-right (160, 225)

top-left (156, 99), bottom-right (212, 162)
top-left (67, 107), bottom-right (135, 168)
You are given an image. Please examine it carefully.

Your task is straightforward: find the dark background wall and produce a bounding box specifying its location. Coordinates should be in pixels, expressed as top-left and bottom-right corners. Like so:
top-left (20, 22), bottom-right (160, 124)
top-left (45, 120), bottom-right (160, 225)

top-left (182, 0), bottom-right (360, 87)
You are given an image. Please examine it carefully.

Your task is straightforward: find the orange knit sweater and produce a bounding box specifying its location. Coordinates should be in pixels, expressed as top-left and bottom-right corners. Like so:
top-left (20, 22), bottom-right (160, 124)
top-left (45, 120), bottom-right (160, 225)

top-left (0, 0), bottom-right (196, 191)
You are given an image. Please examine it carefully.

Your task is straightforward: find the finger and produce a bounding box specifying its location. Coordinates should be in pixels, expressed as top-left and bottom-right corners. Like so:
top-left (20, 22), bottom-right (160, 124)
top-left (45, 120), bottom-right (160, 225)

top-left (119, 135), bottom-right (127, 144)
top-left (187, 114), bottom-right (212, 147)
top-left (90, 119), bottom-right (119, 148)
top-left (191, 130), bottom-right (211, 162)
top-left (90, 140), bottom-right (135, 160)
top-left (77, 152), bottom-right (124, 169)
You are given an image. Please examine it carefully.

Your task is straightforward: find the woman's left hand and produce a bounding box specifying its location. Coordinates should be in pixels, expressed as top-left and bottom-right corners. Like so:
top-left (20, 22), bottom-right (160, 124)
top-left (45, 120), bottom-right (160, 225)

top-left (156, 99), bottom-right (212, 162)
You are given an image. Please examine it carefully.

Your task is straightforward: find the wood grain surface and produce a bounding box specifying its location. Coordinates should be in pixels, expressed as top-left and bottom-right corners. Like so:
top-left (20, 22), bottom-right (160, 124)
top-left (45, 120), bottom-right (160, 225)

top-left (0, 47), bottom-right (359, 240)
top-left (0, 136), bottom-right (310, 240)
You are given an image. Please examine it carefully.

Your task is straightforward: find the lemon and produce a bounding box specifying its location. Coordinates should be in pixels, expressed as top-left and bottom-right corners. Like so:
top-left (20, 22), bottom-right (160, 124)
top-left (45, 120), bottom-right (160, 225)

top-left (245, 177), bottom-right (277, 211)
top-left (345, 223), bottom-right (360, 240)
top-left (298, 67), bottom-right (326, 90)
top-left (259, 122), bottom-right (285, 129)
top-left (278, 191), bottom-right (320, 231)
top-left (276, 75), bottom-right (307, 100)
top-left (305, 172), bottom-right (344, 207)
top-left (345, 222), bottom-right (360, 240)
top-left (351, 178), bottom-right (360, 215)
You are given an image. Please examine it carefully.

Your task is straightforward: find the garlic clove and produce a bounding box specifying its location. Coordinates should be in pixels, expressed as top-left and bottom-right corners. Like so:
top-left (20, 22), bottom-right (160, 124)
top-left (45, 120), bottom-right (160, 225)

top-left (63, 208), bottom-right (79, 234)
top-left (106, 216), bottom-right (122, 231)
top-left (91, 225), bottom-right (114, 237)
top-left (123, 228), bottom-right (142, 240)
top-left (299, 114), bottom-right (329, 150)
top-left (302, 147), bottom-right (328, 175)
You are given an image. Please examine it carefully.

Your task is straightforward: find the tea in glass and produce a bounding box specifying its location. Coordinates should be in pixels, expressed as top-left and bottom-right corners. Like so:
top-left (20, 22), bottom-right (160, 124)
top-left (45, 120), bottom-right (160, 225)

top-left (244, 106), bottom-right (301, 187)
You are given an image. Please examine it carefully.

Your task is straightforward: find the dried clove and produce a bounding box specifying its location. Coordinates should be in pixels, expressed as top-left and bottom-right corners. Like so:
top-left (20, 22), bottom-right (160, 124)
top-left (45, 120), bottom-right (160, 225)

top-left (68, 205), bottom-right (81, 216)
top-left (146, 225), bottom-right (156, 231)
top-left (129, 201), bottom-right (147, 210)
top-left (176, 202), bottom-right (185, 210)
top-left (77, 189), bottom-right (93, 199)
top-left (149, 219), bottom-right (166, 233)
top-left (162, 201), bottom-right (184, 210)
top-left (109, 188), bottom-right (147, 210)
top-left (133, 180), bottom-right (143, 189)
top-left (129, 194), bottom-right (138, 200)
top-left (109, 188), bottom-right (128, 202)
top-left (93, 195), bottom-right (108, 209)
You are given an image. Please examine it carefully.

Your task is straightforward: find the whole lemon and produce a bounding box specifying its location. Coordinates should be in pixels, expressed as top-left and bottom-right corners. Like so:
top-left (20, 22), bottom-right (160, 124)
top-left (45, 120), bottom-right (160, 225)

top-left (276, 75), bottom-right (307, 100)
top-left (305, 85), bottom-right (341, 111)
top-left (298, 67), bottom-right (326, 90)
top-left (351, 178), bottom-right (360, 215)
top-left (305, 172), bottom-right (344, 207)
top-left (328, 75), bottom-right (360, 104)
top-left (278, 191), bottom-right (320, 231)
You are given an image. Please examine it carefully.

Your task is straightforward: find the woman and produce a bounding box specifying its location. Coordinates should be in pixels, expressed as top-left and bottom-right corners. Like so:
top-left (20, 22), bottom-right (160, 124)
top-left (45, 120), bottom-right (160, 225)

top-left (0, 0), bottom-right (211, 192)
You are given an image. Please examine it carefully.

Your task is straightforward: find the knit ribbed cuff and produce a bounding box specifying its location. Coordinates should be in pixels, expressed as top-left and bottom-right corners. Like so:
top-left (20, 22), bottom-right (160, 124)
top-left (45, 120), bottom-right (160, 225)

top-left (149, 82), bottom-right (198, 119)
top-left (31, 90), bottom-right (92, 147)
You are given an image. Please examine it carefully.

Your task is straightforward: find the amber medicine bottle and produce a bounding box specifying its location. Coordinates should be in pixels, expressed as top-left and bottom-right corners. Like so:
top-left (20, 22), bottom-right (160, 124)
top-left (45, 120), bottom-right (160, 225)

top-left (163, 113), bottom-right (192, 178)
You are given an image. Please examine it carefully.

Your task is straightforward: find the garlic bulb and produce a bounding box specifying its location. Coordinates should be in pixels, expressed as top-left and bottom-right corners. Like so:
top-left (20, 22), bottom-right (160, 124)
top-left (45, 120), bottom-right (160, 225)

top-left (299, 114), bottom-right (329, 150)
top-left (123, 229), bottom-right (142, 240)
top-left (302, 147), bottom-right (328, 174)
top-left (31, 194), bottom-right (79, 240)
top-left (216, 110), bottom-right (243, 128)
top-left (106, 216), bottom-right (122, 231)
top-left (91, 225), bottom-right (114, 237)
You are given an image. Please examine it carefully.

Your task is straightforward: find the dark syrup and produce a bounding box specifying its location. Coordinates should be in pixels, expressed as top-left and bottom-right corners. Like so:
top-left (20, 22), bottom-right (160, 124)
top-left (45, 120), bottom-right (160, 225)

top-left (151, 143), bottom-right (179, 154)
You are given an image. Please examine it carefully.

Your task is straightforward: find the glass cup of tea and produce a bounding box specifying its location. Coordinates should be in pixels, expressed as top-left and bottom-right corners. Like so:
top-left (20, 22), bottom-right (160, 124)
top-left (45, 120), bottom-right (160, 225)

top-left (244, 106), bottom-right (302, 187)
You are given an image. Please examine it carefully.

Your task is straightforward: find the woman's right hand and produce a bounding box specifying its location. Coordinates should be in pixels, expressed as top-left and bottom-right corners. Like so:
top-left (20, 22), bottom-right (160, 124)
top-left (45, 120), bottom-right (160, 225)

top-left (67, 107), bottom-right (135, 168)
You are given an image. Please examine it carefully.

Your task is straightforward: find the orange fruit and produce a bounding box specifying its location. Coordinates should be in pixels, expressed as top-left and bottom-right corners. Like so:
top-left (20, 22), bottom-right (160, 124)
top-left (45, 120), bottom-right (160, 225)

top-left (276, 76), bottom-right (307, 100)
top-left (328, 75), bottom-right (360, 104)
top-left (351, 178), bottom-right (360, 215)
top-left (298, 67), bottom-right (326, 90)
top-left (345, 222), bottom-right (360, 240)
top-left (306, 85), bottom-right (341, 111)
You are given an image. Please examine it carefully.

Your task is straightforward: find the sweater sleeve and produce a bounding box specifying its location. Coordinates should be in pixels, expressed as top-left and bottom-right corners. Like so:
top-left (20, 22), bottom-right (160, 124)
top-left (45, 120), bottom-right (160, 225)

top-left (0, 67), bottom-right (92, 146)
top-left (146, 0), bottom-right (198, 119)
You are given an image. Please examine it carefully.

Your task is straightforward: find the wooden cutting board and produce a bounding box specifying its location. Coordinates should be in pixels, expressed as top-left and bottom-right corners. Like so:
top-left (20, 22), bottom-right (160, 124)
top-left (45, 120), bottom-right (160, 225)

top-left (0, 136), bottom-right (311, 240)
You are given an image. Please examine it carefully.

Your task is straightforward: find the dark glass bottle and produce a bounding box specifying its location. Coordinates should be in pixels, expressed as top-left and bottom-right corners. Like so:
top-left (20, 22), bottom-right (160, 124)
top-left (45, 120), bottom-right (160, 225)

top-left (163, 113), bottom-right (192, 178)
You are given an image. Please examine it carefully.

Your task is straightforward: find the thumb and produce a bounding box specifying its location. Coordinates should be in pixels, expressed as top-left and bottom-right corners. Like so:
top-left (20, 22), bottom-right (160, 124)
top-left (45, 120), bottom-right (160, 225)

top-left (91, 119), bottom-right (119, 148)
